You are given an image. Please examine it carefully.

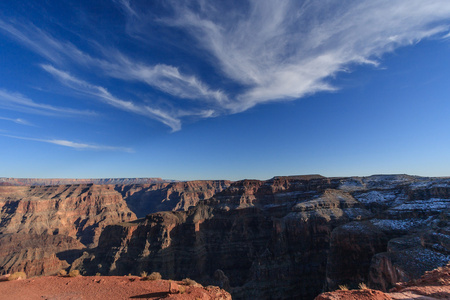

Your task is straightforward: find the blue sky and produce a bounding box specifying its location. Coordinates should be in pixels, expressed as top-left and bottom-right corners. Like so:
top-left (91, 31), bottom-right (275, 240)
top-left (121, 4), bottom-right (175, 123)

top-left (1, 0), bottom-right (450, 181)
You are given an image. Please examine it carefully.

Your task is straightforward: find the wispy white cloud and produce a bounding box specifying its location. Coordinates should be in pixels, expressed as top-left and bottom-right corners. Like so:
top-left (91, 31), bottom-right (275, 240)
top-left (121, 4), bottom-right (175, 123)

top-left (0, 116), bottom-right (34, 126)
top-left (113, 0), bottom-right (139, 18)
top-left (0, 17), bottom-right (225, 103)
top-left (0, 89), bottom-right (96, 117)
top-left (2, 1), bottom-right (450, 130)
top-left (164, 0), bottom-right (450, 112)
top-left (0, 19), bottom-right (96, 66)
top-left (96, 50), bottom-right (228, 104)
top-left (1, 133), bottom-right (134, 152)
top-left (41, 64), bottom-right (182, 131)
top-left (0, 17), bottom-right (226, 126)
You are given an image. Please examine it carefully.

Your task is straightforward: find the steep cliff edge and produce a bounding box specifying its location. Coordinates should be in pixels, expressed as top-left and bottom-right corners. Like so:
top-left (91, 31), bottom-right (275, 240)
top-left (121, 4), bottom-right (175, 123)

top-left (326, 176), bottom-right (450, 292)
top-left (1, 175), bottom-right (449, 299)
top-left (0, 184), bottom-right (136, 276)
top-left (81, 175), bottom-right (449, 299)
top-left (82, 177), bottom-right (373, 299)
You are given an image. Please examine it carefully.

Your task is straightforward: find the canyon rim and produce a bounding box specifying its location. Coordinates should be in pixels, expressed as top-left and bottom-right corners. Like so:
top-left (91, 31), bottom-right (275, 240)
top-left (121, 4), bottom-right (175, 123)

top-left (1, 174), bottom-right (449, 299)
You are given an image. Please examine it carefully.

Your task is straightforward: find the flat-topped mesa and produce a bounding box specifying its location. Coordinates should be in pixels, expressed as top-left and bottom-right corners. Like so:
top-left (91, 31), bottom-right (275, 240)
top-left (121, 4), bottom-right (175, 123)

top-left (209, 176), bottom-right (343, 209)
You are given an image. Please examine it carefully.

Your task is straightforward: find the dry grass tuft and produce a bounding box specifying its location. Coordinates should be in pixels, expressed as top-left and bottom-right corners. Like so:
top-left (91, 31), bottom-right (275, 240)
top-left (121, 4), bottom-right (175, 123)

top-left (140, 271), bottom-right (148, 278)
top-left (338, 284), bottom-right (349, 291)
top-left (358, 282), bottom-right (368, 290)
top-left (7, 272), bottom-right (26, 281)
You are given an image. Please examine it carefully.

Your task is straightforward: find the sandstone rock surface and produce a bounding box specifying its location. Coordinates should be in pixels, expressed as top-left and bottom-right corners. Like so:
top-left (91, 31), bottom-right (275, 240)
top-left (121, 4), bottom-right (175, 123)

top-left (0, 184), bottom-right (136, 276)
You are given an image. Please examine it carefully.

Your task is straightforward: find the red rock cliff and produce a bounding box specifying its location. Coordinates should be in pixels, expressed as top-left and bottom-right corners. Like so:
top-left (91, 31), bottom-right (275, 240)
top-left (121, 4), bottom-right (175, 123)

top-left (0, 184), bottom-right (136, 276)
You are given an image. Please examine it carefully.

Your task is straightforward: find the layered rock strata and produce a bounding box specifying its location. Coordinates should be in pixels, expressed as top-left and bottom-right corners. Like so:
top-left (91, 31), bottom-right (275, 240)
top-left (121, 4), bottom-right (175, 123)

top-left (0, 184), bottom-right (136, 276)
top-left (1, 174), bottom-right (449, 300)
top-left (80, 175), bottom-right (449, 299)
top-left (326, 175), bottom-right (450, 291)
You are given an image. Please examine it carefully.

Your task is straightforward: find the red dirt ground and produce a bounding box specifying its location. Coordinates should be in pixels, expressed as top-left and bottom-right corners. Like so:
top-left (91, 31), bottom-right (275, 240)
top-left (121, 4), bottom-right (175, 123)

top-left (0, 275), bottom-right (231, 300)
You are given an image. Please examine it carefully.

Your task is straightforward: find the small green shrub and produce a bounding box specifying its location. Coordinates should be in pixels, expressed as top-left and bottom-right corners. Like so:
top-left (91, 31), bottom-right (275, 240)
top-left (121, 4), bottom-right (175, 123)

top-left (69, 270), bottom-right (80, 277)
top-left (7, 272), bottom-right (27, 281)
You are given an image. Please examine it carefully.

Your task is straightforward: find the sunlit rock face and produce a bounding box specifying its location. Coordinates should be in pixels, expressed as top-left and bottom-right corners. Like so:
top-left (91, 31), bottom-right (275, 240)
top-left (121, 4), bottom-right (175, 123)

top-left (0, 184), bottom-right (136, 276)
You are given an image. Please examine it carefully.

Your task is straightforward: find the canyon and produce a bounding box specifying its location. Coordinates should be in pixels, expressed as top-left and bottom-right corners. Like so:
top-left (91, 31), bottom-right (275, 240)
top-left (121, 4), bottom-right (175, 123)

top-left (0, 175), bottom-right (449, 299)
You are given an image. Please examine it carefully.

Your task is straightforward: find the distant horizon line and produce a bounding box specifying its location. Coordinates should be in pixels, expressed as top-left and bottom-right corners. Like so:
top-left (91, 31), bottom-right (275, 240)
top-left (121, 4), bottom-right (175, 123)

top-left (1, 173), bottom-right (449, 183)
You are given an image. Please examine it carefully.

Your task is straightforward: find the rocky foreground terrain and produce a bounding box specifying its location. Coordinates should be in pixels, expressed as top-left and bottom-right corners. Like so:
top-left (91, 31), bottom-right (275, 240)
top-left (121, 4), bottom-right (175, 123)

top-left (0, 274), bottom-right (231, 299)
top-left (0, 174), bottom-right (449, 299)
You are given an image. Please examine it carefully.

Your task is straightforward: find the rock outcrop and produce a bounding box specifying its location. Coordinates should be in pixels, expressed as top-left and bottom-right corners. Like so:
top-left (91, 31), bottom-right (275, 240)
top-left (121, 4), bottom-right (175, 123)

top-left (0, 184), bottom-right (136, 276)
